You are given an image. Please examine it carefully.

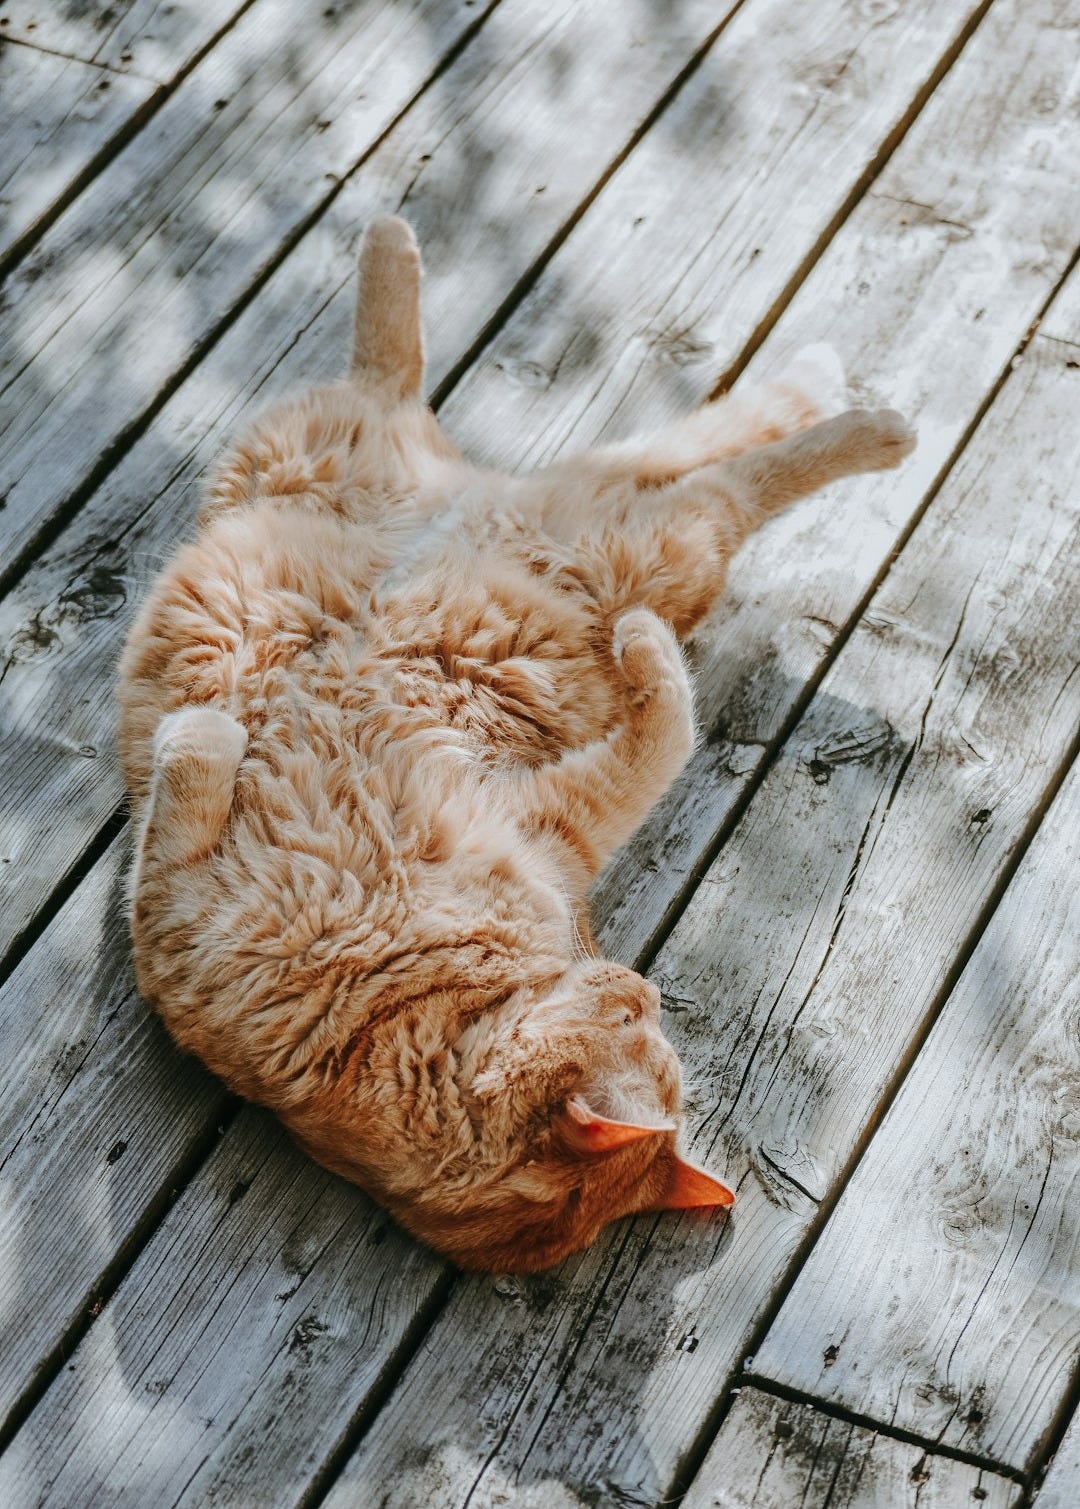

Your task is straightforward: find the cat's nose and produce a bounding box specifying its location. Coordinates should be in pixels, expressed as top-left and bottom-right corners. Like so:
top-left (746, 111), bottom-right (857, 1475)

top-left (643, 981), bottom-right (662, 1019)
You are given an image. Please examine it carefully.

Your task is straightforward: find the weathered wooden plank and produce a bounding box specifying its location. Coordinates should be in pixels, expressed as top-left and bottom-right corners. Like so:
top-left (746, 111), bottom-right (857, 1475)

top-left (4, 0), bottom-right (1068, 975)
top-left (0, 0), bottom-right (731, 1456)
top-left (450, 0), bottom-right (1080, 961)
top-left (437, 0), bottom-right (998, 474)
top-left (1035, 1408), bottom-right (1080, 1509)
top-left (0, 0), bottom-right (735, 960)
top-left (0, 1110), bottom-right (445, 1507)
top-left (0, 0), bottom-right (993, 586)
top-left (681, 1390), bottom-right (1021, 1509)
top-left (0, 40), bottom-right (153, 269)
top-left (752, 755), bottom-right (1080, 1469)
top-left (0, 836), bottom-right (226, 1434)
top-left (0, 1), bottom-right (252, 82)
top-left (317, 261), bottom-right (1080, 1507)
top-left (0, 0), bottom-right (495, 577)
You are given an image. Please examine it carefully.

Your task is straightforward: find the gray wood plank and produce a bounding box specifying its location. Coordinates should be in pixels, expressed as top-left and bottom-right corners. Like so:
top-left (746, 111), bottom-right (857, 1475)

top-left (452, 0), bottom-right (1080, 962)
top-left (0, 0), bottom-right (496, 577)
top-left (0, 0), bottom-right (1074, 1495)
top-left (0, 0), bottom-right (728, 1458)
top-left (0, 0), bottom-right (991, 592)
top-left (752, 755), bottom-right (1080, 1469)
top-left (317, 251), bottom-right (1080, 1509)
top-left (0, 1109), bottom-right (444, 1507)
top-left (1036, 1409), bottom-right (1080, 1509)
top-left (4, 0), bottom-right (1072, 973)
top-left (682, 1390), bottom-right (1021, 1509)
top-left (0, 0), bottom-right (737, 959)
top-left (0, 39), bottom-right (153, 268)
top-left (0, 1), bottom-right (252, 82)
top-left (0, 836), bottom-right (226, 1434)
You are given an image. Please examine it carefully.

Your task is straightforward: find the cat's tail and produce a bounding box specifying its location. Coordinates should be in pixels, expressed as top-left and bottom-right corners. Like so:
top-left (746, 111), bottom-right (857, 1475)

top-left (350, 215), bottom-right (425, 400)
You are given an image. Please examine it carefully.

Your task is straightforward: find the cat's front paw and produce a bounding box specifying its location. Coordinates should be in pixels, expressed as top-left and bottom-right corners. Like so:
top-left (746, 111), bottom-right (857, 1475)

top-left (153, 706), bottom-right (248, 768)
top-left (612, 609), bottom-right (690, 709)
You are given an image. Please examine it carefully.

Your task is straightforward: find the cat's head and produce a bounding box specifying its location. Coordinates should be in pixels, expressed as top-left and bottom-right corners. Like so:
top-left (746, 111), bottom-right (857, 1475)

top-left (375, 960), bottom-right (735, 1272)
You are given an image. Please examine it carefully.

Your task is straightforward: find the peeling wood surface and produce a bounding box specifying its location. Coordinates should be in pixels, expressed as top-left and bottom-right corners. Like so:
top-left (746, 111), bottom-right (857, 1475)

top-left (681, 1390), bottom-right (1021, 1509)
top-left (1, 0), bottom-right (1079, 1502)
top-left (0, 38), bottom-right (152, 268)
top-left (313, 255), bottom-right (1080, 1509)
top-left (753, 753), bottom-right (1080, 1470)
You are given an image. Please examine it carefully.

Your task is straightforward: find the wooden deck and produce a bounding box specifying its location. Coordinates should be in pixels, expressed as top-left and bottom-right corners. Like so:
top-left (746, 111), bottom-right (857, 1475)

top-left (1, 0), bottom-right (1077, 1503)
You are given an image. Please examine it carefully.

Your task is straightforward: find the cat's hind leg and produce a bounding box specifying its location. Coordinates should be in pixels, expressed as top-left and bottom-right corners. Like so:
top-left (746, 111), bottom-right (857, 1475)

top-left (135, 707), bottom-right (247, 879)
top-left (516, 609), bottom-right (694, 881)
top-left (700, 406), bottom-right (916, 546)
top-left (574, 343), bottom-right (847, 491)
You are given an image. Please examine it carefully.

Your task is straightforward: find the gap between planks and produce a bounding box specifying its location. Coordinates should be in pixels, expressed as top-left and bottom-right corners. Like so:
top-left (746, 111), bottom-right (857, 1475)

top-left (0, 0), bottom-right (262, 280)
top-left (0, 0), bottom-right (508, 600)
top-left (731, 1374), bottom-right (1026, 1488)
top-left (0, 0), bottom-right (1073, 1490)
top-left (628, 236), bottom-right (1080, 983)
top-left (0, 2), bottom-right (1061, 1460)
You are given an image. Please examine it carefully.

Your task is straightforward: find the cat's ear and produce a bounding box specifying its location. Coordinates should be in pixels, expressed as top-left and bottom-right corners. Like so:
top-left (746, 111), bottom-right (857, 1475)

top-left (651, 1153), bottom-right (735, 1210)
top-left (351, 215), bottom-right (424, 399)
top-left (560, 1095), bottom-right (676, 1154)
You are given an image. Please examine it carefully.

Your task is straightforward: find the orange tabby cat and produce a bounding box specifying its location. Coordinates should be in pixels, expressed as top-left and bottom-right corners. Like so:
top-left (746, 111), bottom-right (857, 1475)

top-left (118, 217), bottom-right (915, 1271)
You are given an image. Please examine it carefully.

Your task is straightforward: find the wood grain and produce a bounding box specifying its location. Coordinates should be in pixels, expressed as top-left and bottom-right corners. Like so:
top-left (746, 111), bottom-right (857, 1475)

top-left (0, 0), bottom-right (733, 959)
top-left (0, 1110), bottom-right (445, 1507)
top-left (752, 754), bottom-right (1080, 1469)
top-left (0, 837), bottom-right (225, 1435)
top-left (0, 0), bottom-right (728, 1464)
top-left (0, 0), bottom-right (492, 575)
top-left (319, 251), bottom-right (1080, 1509)
top-left (681, 1390), bottom-right (1021, 1509)
top-left (0, 39), bottom-right (152, 268)
top-left (1035, 1409), bottom-right (1080, 1509)
top-left (0, 1), bottom-right (254, 83)
top-left (551, 0), bottom-right (1080, 960)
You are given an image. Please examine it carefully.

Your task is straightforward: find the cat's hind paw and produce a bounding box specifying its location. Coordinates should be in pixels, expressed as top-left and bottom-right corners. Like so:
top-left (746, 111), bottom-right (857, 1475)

top-left (834, 407), bottom-right (917, 472)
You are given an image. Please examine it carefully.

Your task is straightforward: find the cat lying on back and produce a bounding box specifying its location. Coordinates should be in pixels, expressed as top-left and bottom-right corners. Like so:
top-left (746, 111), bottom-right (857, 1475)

top-left (118, 217), bottom-right (915, 1271)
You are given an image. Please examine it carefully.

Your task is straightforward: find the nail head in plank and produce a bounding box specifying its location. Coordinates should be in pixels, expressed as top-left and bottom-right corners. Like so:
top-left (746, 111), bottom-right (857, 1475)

top-left (0, 1), bottom-right (253, 83)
